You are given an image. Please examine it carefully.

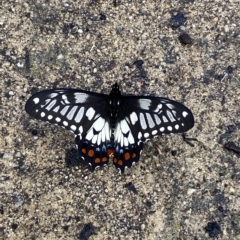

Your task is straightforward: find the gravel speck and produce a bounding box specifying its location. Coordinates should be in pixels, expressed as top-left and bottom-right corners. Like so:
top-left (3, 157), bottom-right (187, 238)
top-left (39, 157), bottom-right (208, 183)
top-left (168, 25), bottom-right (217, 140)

top-left (187, 188), bottom-right (196, 195)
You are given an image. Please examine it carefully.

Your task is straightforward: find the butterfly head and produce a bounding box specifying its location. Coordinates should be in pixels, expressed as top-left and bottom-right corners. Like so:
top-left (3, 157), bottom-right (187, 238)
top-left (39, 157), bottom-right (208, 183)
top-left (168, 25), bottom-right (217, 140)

top-left (111, 82), bottom-right (120, 92)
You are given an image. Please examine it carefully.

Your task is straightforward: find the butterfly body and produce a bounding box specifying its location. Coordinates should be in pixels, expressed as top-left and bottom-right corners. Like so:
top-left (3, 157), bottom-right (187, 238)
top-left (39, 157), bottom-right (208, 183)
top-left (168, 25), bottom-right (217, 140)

top-left (108, 83), bottom-right (122, 134)
top-left (25, 83), bottom-right (194, 173)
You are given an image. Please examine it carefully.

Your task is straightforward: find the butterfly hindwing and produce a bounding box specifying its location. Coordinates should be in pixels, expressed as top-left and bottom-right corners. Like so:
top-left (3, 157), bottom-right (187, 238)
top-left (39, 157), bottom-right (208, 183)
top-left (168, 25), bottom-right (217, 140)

top-left (113, 141), bottom-right (144, 173)
top-left (75, 134), bottom-right (113, 171)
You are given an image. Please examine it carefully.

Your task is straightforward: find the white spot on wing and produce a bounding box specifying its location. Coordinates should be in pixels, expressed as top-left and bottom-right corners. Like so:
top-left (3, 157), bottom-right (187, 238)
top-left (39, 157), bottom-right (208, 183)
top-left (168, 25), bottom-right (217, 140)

top-left (91, 134), bottom-right (98, 144)
top-left (94, 113), bottom-right (100, 120)
top-left (167, 110), bottom-right (176, 122)
top-left (71, 125), bottom-right (77, 131)
top-left (120, 119), bottom-right (130, 134)
top-left (153, 114), bottom-right (161, 125)
top-left (138, 132), bottom-right (142, 140)
top-left (162, 116), bottom-right (168, 122)
top-left (79, 126), bottom-right (83, 134)
top-left (128, 132), bottom-right (134, 144)
top-left (175, 124), bottom-right (179, 130)
top-left (63, 121), bottom-right (68, 126)
top-left (86, 129), bottom-right (94, 141)
top-left (154, 103), bottom-right (162, 113)
top-left (86, 107), bottom-right (95, 121)
top-left (56, 117), bottom-right (61, 122)
top-left (67, 106), bottom-right (78, 120)
top-left (101, 126), bottom-right (106, 142)
top-left (49, 93), bottom-right (58, 98)
top-left (48, 115), bottom-right (53, 120)
top-left (125, 116), bottom-right (130, 124)
top-left (92, 117), bottom-right (105, 131)
top-left (138, 99), bottom-right (151, 110)
top-left (75, 107), bottom-right (84, 123)
top-left (97, 131), bottom-right (102, 145)
top-left (124, 137), bottom-right (128, 146)
top-left (40, 112), bottom-right (45, 117)
top-left (152, 130), bottom-right (158, 135)
top-left (146, 113), bottom-right (155, 128)
top-left (160, 127), bottom-right (164, 132)
top-left (166, 103), bottom-right (174, 109)
top-left (182, 111), bottom-right (188, 117)
top-left (53, 106), bottom-right (60, 112)
top-left (41, 99), bottom-right (51, 108)
top-left (60, 106), bottom-right (70, 116)
top-left (120, 120), bottom-right (134, 144)
top-left (167, 126), bottom-right (172, 131)
top-left (62, 95), bottom-right (70, 104)
top-left (105, 122), bottom-right (111, 141)
top-left (120, 132), bottom-right (124, 147)
top-left (139, 113), bottom-right (147, 130)
top-left (172, 110), bottom-right (177, 117)
top-left (33, 98), bottom-right (39, 104)
top-left (114, 124), bottom-right (121, 143)
top-left (74, 93), bottom-right (88, 103)
top-left (45, 99), bottom-right (57, 111)
top-left (144, 132), bottom-right (150, 138)
top-left (130, 112), bottom-right (138, 125)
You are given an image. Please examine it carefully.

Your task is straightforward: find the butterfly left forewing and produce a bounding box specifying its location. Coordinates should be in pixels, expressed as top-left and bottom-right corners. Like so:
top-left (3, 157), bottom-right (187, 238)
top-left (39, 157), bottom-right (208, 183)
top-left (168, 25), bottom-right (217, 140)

top-left (25, 88), bottom-right (108, 135)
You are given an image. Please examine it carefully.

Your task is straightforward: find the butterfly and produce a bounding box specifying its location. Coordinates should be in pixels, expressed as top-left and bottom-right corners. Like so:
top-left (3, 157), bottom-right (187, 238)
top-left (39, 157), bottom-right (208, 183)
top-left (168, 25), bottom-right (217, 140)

top-left (25, 82), bottom-right (194, 173)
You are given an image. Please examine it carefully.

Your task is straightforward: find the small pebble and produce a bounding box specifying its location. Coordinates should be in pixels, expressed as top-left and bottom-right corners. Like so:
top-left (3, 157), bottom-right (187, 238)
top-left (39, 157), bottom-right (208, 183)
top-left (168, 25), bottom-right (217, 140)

top-left (229, 186), bottom-right (235, 194)
top-left (17, 62), bottom-right (24, 68)
top-left (3, 153), bottom-right (11, 159)
top-left (57, 54), bottom-right (63, 60)
top-left (170, 13), bottom-right (187, 28)
top-left (179, 33), bottom-right (193, 45)
top-left (187, 188), bottom-right (196, 195)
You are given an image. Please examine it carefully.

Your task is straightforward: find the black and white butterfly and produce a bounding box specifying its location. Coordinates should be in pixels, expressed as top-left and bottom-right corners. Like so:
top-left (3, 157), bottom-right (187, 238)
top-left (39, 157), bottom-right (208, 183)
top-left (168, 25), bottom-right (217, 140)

top-left (25, 82), bottom-right (194, 173)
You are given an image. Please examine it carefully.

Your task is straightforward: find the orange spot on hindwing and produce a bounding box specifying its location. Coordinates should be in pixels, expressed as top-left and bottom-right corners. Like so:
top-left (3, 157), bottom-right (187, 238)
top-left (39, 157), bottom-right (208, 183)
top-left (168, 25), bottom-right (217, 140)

top-left (95, 158), bottom-right (101, 163)
top-left (124, 152), bottom-right (130, 160)
top-left (117, 160), bottom-right (123, 166)
top-left (132, 153), bottom-right (137, 158)
top-left (107, 148), bottom-right (115, 157)
top-left (82, 148), bottom-right (87, 154)
top-left (88, 149), bottom-right (95, 157)
top-left (102, 157), bottom-right (108, 162)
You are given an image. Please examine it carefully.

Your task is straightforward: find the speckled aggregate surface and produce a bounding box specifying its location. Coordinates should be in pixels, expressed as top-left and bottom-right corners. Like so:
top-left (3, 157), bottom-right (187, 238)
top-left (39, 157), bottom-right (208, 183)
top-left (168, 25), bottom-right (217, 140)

top-left (0, 0), bottom-right (240, 239)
